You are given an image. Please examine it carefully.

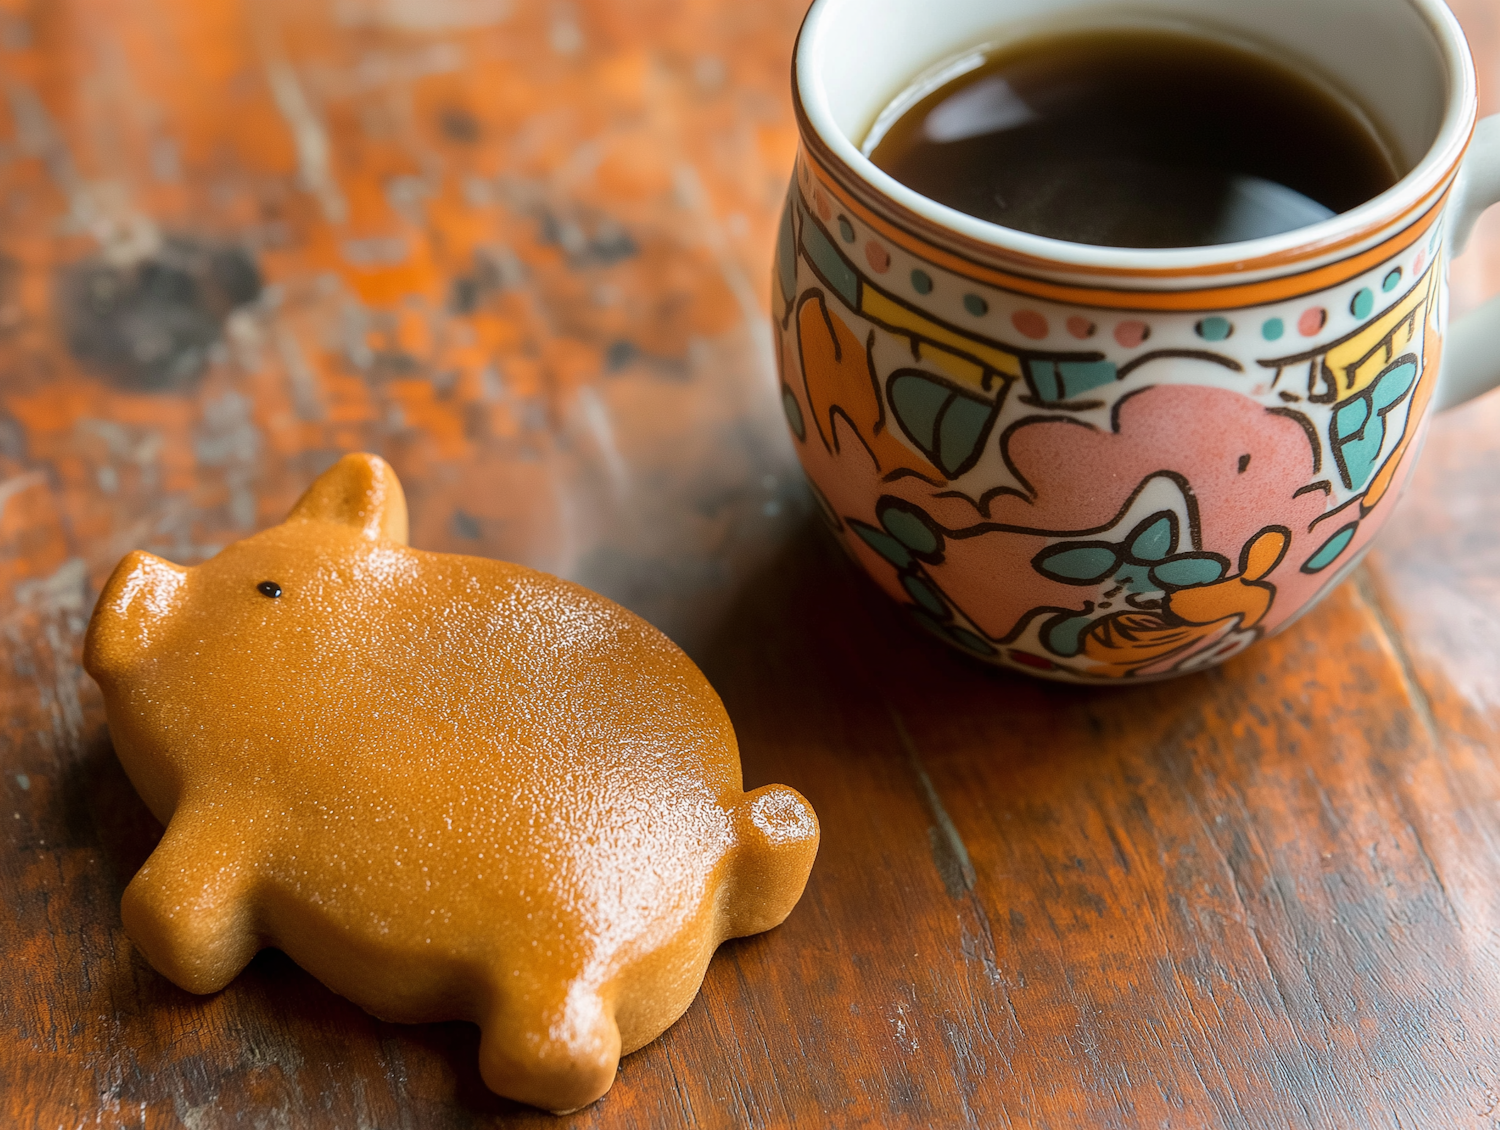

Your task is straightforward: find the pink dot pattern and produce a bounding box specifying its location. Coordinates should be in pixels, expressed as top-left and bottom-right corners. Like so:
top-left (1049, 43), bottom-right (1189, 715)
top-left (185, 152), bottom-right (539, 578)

top-left (1298, 307), bottom-right (1328, 337)
top-left (1012, 310), bottom-right (1049, 340)
top-left (865, 242), bottom-right (891, 273)
top-left (1114, 321), bottom-right (1150, 349)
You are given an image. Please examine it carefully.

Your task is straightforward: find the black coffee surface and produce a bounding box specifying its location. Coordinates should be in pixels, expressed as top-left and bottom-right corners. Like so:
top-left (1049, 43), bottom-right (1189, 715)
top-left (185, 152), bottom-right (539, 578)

top-left (866, 29), bottom-right (1400, 248)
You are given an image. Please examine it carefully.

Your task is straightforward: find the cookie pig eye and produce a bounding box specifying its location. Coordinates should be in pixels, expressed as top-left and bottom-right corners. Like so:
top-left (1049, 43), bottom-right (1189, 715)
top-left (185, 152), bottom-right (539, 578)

top-left (256, 581), bottom-right (283, 598)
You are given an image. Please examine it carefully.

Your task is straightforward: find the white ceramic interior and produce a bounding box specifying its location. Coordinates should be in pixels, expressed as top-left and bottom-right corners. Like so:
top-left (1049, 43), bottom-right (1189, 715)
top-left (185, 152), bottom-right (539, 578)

top-left (795, 0), bottom-right (1477, 276)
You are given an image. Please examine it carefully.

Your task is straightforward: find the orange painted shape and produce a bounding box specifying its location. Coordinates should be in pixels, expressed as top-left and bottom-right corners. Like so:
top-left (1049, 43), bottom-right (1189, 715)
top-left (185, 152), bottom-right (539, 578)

top-left (1242, 529), bottom-right (1291, 583)
top-left (1168, 533), bottom-right (1286, 633)
top-left (1170, 579), bottom-right (1274, 632)
top-left (1079, 615), bottom-right (1228, 678)
top-left (795, 291), bottom-right (940, 478)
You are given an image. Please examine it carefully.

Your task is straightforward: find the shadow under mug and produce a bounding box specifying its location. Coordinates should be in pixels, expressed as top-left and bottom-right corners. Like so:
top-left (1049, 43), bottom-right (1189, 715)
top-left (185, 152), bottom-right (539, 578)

top-left (774, 0), bottom-right (1500, 683)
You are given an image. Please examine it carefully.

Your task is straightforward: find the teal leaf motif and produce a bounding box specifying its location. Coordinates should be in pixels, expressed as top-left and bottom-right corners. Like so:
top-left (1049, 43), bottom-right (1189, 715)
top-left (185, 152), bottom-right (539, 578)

top-left (889, 372), bottom-right (945, 442)
top-left (1150, 557), bottom-right (1226, 589)
top-left (851, 523), bottom-right (913, 569)
top-left (887, 370), bottom-right (997, 480)
top-left (1044, 614), bottom-right (1094, 658)
top-left (1333, 360), bottom-right (1418, 489)
top-left (1340, 429), bottom-right (1384, 489)
top-left (1335, 399), bottom-right (1369, 437)
top-left (1026, 359), bottom-right (1118, 402)
top-left (799, 209), bottom-right (860, 309)
top-left (948, 627), bottom-right (997, 656)
top-left (1302, 524), bottom-right (1358, 573)
top-left (937, 397), bottom-right (991, 476)
top-left (908, 610), bottom-right (994, 655)
top-left (1372, 361), bottom-right (1418, 410)
top-left (782, 386), bottom-right (805, 441)
top-left (1128, 514), bottom-right (1176, 562)
top-left (880, 504), bottom-right (941, 557)
top-left (902, 574), bottom-right (948, 618)
top-left (1035, 544), bottom-right (1119, 584)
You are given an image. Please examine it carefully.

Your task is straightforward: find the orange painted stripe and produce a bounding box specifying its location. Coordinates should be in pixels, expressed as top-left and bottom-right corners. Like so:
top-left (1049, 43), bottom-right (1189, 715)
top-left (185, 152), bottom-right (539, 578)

top-left (800, 150), bottom-right (1455, 313)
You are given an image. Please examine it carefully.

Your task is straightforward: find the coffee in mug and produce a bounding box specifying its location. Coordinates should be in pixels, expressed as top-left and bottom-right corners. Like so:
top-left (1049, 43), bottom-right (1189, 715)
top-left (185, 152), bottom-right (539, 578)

top-left (865, 28), bottom-right (1400, 247)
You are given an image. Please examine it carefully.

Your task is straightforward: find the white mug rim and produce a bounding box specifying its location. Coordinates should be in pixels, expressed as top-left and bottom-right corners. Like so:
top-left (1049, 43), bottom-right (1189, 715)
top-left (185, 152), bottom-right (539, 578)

top-left (793, 0), bottom-right (1479, 275)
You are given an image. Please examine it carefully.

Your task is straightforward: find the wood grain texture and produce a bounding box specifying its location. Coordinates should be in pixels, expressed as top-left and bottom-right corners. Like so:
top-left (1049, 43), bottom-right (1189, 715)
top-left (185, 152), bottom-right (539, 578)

top-left (1, 0), bottom-right (1498, 1126)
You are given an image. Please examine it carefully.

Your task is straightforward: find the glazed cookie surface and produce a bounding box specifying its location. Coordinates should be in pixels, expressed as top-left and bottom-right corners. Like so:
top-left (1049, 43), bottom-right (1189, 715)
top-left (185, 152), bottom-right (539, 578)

top-left (82, 453), bottom-right (819, 1113)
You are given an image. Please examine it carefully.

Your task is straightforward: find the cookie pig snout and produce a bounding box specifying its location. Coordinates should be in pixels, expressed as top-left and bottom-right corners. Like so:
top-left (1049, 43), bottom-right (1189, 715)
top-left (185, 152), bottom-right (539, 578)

top-left (83, 550), bottom-right (188, 681)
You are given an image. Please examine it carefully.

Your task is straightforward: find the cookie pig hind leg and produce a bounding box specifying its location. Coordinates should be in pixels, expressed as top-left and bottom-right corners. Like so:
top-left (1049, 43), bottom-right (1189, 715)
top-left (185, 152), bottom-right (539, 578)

top-left (723, 784), bottom-right (820, 938)
top-left (477, 982), bottom-right (622, 1113)
top-left (121, 812), bottom-right (263, 995)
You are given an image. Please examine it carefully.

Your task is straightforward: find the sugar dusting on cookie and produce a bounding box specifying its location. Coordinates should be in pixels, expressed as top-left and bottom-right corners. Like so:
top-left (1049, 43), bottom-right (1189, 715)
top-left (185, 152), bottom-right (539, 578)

top-left (83, 452), bottom-right (819, 1114)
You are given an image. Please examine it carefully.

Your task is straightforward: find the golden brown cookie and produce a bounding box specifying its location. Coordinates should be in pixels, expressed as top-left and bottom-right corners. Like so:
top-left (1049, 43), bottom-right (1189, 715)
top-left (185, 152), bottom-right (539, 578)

top-left (83, 453), bottom-right (819, 1113)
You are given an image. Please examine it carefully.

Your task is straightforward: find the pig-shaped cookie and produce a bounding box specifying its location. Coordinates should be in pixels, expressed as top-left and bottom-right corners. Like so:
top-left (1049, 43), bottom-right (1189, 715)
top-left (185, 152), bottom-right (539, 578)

top-left (83, 453), bottom-right (819, 1113)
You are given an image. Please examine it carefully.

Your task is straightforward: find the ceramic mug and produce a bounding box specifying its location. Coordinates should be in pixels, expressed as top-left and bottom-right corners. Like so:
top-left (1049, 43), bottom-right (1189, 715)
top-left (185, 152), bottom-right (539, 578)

top-left (773, 0), bottom-right (1500, 682)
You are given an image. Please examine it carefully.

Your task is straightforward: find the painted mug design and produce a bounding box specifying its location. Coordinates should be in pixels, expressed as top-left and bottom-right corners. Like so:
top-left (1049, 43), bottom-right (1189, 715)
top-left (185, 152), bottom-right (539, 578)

top-left (774, 154), bottom-right (1447, 682)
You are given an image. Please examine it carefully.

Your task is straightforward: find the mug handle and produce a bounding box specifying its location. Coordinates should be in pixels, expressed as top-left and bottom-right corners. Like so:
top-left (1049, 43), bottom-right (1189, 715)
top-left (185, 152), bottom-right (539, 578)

top-left (1435, 114), bottom-right (1500, 411)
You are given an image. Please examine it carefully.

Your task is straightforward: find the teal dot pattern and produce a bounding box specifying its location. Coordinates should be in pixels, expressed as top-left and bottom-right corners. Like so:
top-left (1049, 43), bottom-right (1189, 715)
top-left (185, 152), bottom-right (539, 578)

top-left (1196, 316), bottom-right (1233, 342)
top-left (911, 269), bottom-right (933, 295)
top-left (963, 294), bottom-right (988, 316)
top-left (1262, 318), bottom-right (1285, 341)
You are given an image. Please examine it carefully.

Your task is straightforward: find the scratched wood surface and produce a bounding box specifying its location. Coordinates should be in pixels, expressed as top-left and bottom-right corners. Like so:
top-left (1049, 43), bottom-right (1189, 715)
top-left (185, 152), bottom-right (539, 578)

top-left (3, 0), bottom-right (1500, 1126)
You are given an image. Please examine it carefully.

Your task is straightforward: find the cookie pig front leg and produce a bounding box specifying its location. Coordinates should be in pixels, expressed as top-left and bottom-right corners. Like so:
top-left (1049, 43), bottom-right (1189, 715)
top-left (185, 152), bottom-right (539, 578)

top-left (121, 810), bottom-right (264, 994)
top-left (477, 980), bottom-right (622, 1113)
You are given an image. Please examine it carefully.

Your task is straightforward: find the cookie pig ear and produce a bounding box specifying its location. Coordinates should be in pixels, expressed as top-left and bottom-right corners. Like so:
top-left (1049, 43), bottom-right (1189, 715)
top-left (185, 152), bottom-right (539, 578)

top-left (285, 453), bottom-right (409, 544)
top-left (83, 550), bottom-right (190, 683)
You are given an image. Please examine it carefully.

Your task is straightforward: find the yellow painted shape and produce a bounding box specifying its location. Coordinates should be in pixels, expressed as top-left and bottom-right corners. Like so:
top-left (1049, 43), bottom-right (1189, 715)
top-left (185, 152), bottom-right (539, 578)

top-left (915, 343), bottom-right (987, 389)
top-left (861, 287), bottom-right (1022, 387)
top-left (1325, 268), bottom-right (1437, 398)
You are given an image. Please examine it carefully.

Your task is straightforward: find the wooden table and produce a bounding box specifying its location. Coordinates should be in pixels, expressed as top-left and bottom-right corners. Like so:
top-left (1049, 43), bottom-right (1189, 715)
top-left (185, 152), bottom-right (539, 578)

top-left (4, 1), bottom-right (1500, 1125)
